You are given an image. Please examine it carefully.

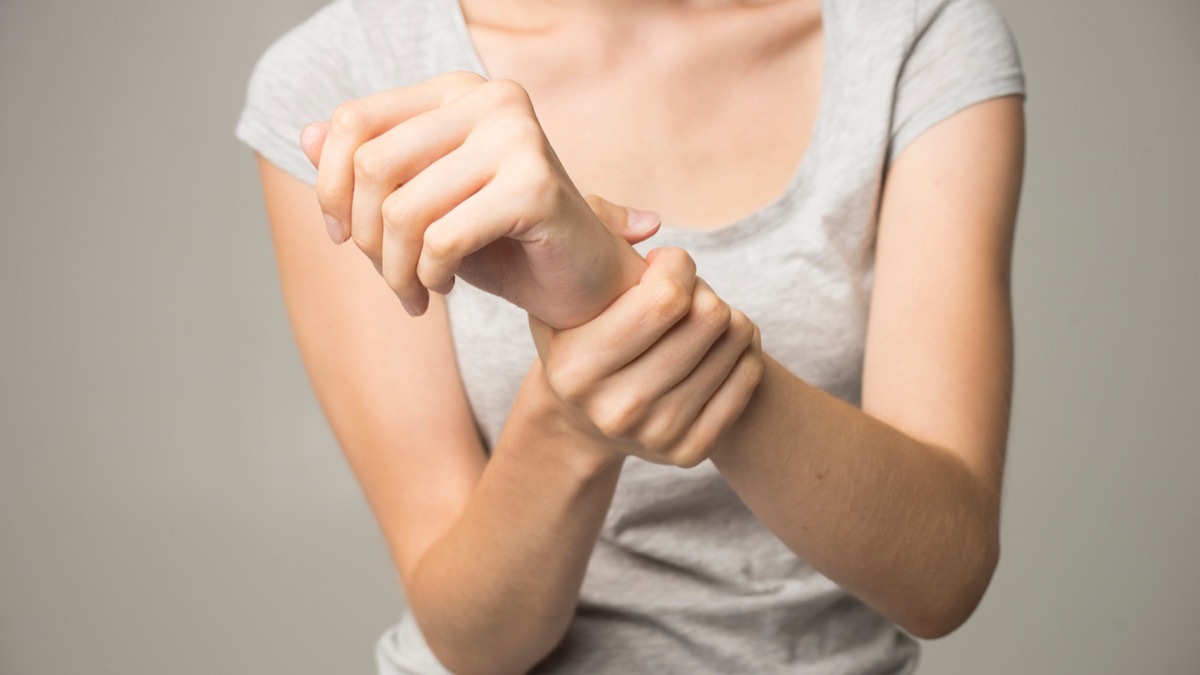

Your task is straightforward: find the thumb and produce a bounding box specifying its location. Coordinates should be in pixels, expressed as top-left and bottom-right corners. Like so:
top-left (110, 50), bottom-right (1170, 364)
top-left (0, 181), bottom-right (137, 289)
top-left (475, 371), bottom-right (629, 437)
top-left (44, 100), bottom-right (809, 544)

top-left (583, 194), bottom-right (661, 245)
top-left (300, 121), bottom-right (330, 169)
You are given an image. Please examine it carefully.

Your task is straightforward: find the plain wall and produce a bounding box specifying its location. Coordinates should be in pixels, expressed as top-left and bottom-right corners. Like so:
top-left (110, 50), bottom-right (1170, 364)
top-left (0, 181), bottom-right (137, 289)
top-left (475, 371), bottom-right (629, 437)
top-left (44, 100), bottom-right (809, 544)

top-left (1, 0), bottom-right (1197, 673)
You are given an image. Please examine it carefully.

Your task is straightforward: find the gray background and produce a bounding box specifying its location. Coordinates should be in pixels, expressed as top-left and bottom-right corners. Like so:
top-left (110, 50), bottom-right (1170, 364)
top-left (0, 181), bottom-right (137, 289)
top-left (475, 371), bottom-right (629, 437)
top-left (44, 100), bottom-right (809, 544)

top-left (1, 0), bottom-right (1196, 672)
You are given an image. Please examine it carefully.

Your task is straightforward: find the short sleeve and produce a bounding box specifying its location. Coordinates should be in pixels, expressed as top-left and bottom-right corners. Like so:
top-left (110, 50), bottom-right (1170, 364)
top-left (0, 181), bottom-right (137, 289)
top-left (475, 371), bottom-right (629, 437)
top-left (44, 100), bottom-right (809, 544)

top-left (234, 0), bottom-right (378, 184)
top-left (887, 0), bottom-right (1026, 166)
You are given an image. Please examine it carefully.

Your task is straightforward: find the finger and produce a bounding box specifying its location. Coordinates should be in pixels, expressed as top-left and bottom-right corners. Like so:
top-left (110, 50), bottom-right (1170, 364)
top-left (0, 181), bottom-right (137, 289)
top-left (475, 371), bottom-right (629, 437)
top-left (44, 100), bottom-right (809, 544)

top-left (544, 247), bottom-right (697, 385)
top-left (379, 141), bottom-right (494, 315)
top-left (314, 72), bottom-right (487, 244)
top-left (635, 309), bottom-right (757, 455)
top-left (380, 206), bottom-right (430, 317)
top-left (643, 246), bottom-right (671, 266)
top-left (583, 194), bottom-right (661, 245)
top-left (666, 337), bottom-right (765, 468)
top-left (580, 278), bottom-right (731, 446)
top-left (411, 177), bottom-right (519, 300)
top-left (300, 122), bottom-right (329, 168)
top-left (594, 278), bottom-right (731, 410)
top-left (349, 94), bottom-right (486, 265)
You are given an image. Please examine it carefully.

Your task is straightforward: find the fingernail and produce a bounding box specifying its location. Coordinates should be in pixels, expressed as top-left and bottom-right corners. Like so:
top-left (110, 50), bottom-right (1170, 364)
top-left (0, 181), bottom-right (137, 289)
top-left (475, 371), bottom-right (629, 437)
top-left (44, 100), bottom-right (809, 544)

top-left (301, 122), bottom-right (322, 145)
top-left (400, 300), bottom-right (417, 316)
top-left (626, 208), bottom-right (661, 234)
top-left (324, 215), bottom-right (344, 244)
top-left (372, 260), bottom-right (383, 275)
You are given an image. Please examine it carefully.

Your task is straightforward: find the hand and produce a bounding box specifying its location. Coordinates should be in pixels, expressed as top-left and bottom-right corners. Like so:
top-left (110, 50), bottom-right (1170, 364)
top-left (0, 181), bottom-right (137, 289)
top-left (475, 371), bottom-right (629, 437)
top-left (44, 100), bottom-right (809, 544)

top-left (299, 71), bottom-right (655, 329)
top-left (528, 247), bottom-right (765, 469)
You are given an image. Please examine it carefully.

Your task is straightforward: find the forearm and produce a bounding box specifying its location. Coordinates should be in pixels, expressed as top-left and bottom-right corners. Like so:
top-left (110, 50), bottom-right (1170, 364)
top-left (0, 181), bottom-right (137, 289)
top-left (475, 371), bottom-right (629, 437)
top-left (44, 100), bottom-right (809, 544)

top-left (406, 363), bottom-right (623, 674)
top-left (710, 354), bottom-right (1000, 639)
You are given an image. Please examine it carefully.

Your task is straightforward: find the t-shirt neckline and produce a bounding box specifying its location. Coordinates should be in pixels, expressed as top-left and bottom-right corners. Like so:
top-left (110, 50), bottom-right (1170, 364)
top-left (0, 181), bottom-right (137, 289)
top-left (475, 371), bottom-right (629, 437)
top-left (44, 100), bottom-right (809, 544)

top-left (445, 0), bottom-right (833, 249)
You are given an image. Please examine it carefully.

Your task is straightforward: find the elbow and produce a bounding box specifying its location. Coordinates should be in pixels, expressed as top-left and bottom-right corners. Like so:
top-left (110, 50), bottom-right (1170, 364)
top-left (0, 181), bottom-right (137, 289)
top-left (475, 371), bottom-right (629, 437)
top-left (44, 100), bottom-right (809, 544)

top-left (900, 599), bottom-right (980, 641)
top-left (426, 634), bottom-right (547, 675)
top-left (418, 602), bottom-right (572, 675)
top-left (900, 531), bottom-right (1001, 640)
top-left (426, 646), bottom-right (524, 675)
top-left (406, 560), bottom-right (575, 674)
top-left (426, 628), bottom-right (562, 675)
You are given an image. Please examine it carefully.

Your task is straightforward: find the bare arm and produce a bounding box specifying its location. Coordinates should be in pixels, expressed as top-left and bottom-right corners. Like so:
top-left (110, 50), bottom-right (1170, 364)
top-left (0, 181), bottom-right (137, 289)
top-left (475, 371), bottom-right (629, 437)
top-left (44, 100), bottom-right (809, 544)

top-left (405, 361), bottom-right (628, 674)
top-left (258, 158), bottom-right (631, 673)
top-left (267, 72), bottom-right (1018, 665)
top-left (708, 96), bottom-right (1024, 638)
top-left (257, 155), bottom-right (755, 672)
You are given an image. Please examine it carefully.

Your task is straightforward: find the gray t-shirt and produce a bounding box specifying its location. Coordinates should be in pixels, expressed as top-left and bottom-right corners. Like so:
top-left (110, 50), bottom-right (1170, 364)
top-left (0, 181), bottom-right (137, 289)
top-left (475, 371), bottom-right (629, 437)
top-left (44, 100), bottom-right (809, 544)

top-left (235, 0), bottom-right (1025, 672)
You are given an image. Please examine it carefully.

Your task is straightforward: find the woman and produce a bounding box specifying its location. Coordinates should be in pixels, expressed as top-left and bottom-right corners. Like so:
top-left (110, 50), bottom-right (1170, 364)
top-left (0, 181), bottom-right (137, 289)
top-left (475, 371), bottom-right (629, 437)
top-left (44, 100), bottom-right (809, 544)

top-left (236, 0), bottom-right (1025, 671)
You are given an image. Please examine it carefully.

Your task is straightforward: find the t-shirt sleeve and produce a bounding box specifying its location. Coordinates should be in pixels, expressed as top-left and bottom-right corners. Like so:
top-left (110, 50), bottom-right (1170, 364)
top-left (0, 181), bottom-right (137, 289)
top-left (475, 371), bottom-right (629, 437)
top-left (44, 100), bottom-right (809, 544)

top-left (234, 0), bottom-right (378, 185)
top-left (887, 0), bottom-right (1026, 166)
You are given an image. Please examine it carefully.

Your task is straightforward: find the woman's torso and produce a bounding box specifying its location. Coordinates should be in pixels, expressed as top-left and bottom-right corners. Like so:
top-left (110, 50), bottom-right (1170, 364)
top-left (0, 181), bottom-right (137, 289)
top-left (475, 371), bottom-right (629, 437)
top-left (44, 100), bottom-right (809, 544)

top-left (377, 0), bottom-right (919, 671)
top-left (234, 0), bottom-right (1023, 669)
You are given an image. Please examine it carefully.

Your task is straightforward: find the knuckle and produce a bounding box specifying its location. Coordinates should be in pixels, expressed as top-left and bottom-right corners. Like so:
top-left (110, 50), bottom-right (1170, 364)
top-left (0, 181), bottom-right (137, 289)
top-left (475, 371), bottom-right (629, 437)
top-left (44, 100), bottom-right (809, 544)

top-left (443, 70), bottom-right (487, 88)
top-left (544, 352), bottom-right (588, 403)
top-left (660, 247), bottom-right (698, 279)
top-left (352, 145), bottom-right (387, 183)
top-left (635, 414), bottom-right (678, 455)
top-left (381, 193), bottom-right (409, 232)
top-left (330, 100), bottom-right (369, 136)
top-left (421, 226), bottom-right (454, 262)
top-left (668, 440), bottom-right (712, 469)
top-left (427, 71), bottom-right (486, 105)
top-left (313, 181), bottom-right (341, 212)
top-left (379, 266), bottom-right (414, 297)
top-left (649, 277), bottom-right (691, 324)
top-left (729, 309), bottom-right (756, 346)
top-left (734, 348), bottom-right (765, 393)
top-left (485, 78), bottom-right (533, 109)
top-left (747, 355), bottom-right (765, 387)
top-left (594, 394), bottom-right (643, 439)
top-left (489, 111), bottom-right (542, 144)
top-left (350, 229), bottom-right (375, 256)
top-left (693, 288), bottom-right (731, 333)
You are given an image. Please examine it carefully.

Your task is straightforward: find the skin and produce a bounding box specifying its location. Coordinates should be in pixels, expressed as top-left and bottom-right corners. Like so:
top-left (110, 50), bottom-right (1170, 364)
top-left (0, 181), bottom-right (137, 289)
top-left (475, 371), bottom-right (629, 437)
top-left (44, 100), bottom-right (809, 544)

top-left (251, 0), bottom-right (1023, 671)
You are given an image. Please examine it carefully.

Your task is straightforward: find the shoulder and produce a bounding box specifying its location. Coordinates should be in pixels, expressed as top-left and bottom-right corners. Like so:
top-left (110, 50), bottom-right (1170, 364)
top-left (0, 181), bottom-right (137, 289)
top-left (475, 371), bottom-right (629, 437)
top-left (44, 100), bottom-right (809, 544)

top-left (907, 0), bottom-right (1023, 72)
top-left (912, 0), bottom-right (1016, 34)
top-left (235, 0), bottom-right (379, 183)
top-left (886, 0), bottom-right (1025, 166)
top-left (832, 0), bottom-right (1021, 68)
top-left (828, 0), bottom-right (1021, 72)
top-left (245, 0), bottom-right (378, 100)
top-left (234, 0), bottom-right (477, 182)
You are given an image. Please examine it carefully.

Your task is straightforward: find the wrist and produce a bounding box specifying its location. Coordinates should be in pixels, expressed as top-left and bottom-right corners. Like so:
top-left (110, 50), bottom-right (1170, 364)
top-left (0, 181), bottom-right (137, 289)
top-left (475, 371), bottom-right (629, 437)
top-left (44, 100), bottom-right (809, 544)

top-left (598, 233), bottom-right (649, 315)
top-left (555, 224), bottom-right (648, 330)
top-left (510, 359), bottom-right (626, 480)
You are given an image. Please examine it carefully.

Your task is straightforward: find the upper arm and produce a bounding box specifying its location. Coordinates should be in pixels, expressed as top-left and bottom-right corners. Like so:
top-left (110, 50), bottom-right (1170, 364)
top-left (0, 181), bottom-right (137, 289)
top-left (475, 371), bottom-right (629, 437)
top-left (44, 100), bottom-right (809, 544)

top-left (255, 155), bottom-right (487, 585)
top-left (862, 94), bottom-right (1024, 502)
